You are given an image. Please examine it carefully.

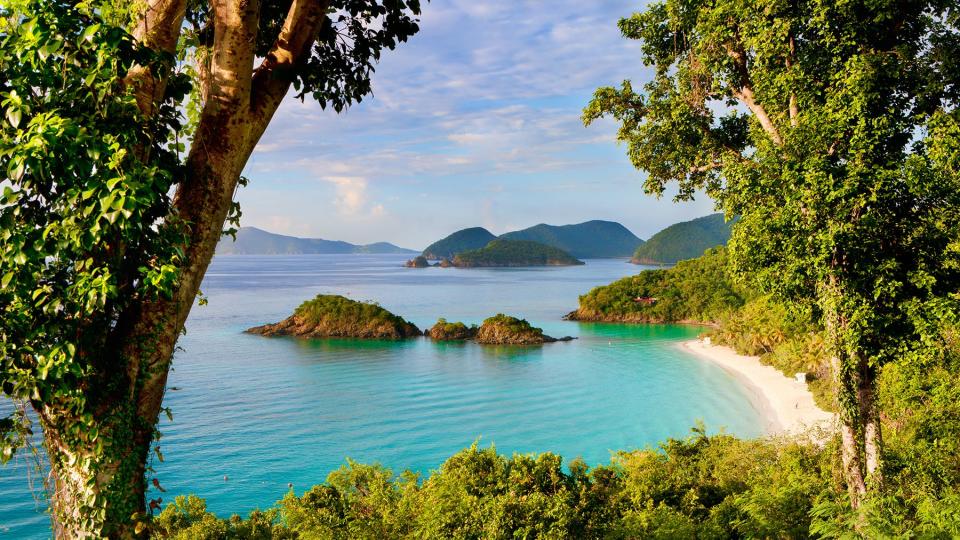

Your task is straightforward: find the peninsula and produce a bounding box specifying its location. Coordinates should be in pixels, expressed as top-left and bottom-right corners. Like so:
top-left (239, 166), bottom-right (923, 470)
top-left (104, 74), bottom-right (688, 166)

top-left (567, 247), bottom-right (740, 323)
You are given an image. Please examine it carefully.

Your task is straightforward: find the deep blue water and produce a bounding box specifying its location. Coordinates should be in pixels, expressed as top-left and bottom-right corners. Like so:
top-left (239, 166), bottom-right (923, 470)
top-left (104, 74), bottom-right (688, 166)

top-left (0, 255), bottom-right (763, 537)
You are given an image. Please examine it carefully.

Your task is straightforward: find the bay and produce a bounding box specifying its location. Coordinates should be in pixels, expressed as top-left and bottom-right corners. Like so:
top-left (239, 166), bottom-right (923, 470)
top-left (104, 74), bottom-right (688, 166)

top-left (0, 254), bottom-right (762, 538)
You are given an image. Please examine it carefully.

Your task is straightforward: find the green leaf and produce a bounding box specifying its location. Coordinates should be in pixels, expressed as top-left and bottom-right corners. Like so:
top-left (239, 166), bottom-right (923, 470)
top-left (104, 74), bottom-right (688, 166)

top-left (5, 107), bottom-right (21, 128)
top-left (80, 24), bottom-right (100, 42)
top-left (1, 272), bottom-right (13, 290)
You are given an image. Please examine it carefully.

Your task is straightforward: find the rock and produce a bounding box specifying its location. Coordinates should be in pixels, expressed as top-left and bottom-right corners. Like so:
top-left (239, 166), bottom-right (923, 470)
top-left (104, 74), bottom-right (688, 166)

top-left (427, 318), bottom-right (478, 340)
top-left (474, 314), bottom-right (574, 345)
top-left (405, 255), bottom-right (430, 268)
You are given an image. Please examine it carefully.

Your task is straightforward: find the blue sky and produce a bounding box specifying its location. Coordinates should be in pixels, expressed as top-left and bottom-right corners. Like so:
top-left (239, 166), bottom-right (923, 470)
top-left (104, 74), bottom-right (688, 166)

top-left (240, 0), bottom-right (716, 250)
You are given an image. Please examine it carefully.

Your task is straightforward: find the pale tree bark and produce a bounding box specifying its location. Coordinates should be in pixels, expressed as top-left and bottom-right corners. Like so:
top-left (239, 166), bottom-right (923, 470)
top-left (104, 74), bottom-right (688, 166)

top-left (823, 277), bottom-right (882, 511)
top-left (43, 0), bottom-right (331, 536)
top-left (725, 42), bottom-right (785, 146)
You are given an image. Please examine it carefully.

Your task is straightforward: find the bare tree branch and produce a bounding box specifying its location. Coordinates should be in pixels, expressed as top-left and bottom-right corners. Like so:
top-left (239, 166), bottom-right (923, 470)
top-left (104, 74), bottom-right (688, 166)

top-left (726, 43), bottom-right (784, 146)
top-left (249, 0), bottom-right (331, 135)
top-left (124, 0), bottom-right (188, 117)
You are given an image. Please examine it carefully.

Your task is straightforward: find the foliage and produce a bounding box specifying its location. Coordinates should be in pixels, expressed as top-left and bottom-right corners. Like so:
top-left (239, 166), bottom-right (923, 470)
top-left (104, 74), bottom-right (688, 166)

top-left (152, 429), bottom-right (847, 539)
top-left (573, 247), bottom-right (744, 323)
top-left (453, 239), bottom-right (584, 268)
top-left (0, 0), bottom-right (187, 531)
top-left (1, 0), bottom-right (424, 532)
top-left (421, 227), bottom-right (497, 260)
top-left (712, 296), bottom-right (833, 410)
top-left (500, 220), bottom-right (643, 259)
top-left (152, 495), bottom-right (294, 540)
top-left (631, 213), bottom-right (735, 264)
top-left (586, 0), bottom-right (960, 500)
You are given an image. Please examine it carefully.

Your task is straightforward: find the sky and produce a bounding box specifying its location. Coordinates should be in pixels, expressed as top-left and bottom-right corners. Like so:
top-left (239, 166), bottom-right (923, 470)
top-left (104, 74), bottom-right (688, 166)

top-left (240, 0), bottom-right (717, 250)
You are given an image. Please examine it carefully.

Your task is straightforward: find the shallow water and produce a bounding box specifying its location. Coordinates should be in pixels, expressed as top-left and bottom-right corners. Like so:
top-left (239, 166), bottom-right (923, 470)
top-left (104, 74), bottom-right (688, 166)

top-left (0, 255), bottom-right (762, 537)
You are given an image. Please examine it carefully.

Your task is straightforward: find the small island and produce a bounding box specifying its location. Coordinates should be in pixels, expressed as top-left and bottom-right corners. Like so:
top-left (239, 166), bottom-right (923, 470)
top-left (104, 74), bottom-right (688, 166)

top-left (246, 294), bottom-right (422, 340)
top-left (475, 314), bottom-right (573, 344)
top-left (426, 314), bottom-right (573, 344)
top-left (405, 255), bottom-right (431, 268)
top-left (427, 318), bottom-right (478, 340)
top-left (452, 239), bottom-right (584, 268)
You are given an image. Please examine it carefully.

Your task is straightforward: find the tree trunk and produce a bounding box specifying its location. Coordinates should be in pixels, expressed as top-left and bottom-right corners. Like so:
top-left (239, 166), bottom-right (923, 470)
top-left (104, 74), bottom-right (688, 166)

top-left (42, 400), bottom-right (152, 538)
top-left (824, 282), bottom-right (883, 510)
top-left (41, 0), bottom-right (331, 535)
top-left (861, 367), bottom-right (883, 490)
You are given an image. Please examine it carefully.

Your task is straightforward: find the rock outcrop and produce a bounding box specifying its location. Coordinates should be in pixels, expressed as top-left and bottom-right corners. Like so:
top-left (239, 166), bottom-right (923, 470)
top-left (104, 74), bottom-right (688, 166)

top-left (427, 319), bottom-right (478, 340)
top-left (474, 314), bottom-right (574, 345)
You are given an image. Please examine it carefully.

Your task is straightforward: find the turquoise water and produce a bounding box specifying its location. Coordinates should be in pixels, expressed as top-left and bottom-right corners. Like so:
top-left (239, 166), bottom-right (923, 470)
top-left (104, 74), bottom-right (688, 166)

top-left (0, 255), bottom-right (763, 537)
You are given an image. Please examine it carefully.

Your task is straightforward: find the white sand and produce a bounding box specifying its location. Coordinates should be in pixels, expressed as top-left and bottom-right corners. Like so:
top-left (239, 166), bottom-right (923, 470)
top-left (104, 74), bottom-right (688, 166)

top-left (681, 339), bottom-right (835, 438)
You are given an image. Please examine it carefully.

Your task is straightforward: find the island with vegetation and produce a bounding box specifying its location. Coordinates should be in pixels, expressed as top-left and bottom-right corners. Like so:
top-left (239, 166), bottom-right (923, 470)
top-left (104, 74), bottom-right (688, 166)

top-left (422, 220), bottom-right (643, 260)
top-left (452, 239), bottom-right (584, 267)
top-left (475, 314), bottom-right (573, 344)
top-left (500, 220), bottom-right (643, 258)
top-left (404, 255), bottom-right (431, 268)
top-left (246, 295), bottom-right (421, 340)
top-left (426, 318), bottom-right (478, 340)
top-left (422, 227), bottom-right (498, 260)
top-left (631, 213), bottom-right (735, 265)
top-left (217, 226), bottom-right (417, 255)
top-left (426, 315), bottom-right (572, 344)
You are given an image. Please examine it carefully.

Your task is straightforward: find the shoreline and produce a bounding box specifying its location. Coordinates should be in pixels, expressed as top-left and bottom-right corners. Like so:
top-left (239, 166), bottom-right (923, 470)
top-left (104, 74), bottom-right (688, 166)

top-left (680, 339), bottom-right (835, 438)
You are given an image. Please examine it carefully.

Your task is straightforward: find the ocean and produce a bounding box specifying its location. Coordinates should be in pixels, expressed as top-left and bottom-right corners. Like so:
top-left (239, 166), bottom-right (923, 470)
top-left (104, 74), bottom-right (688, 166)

top-left (0, 254), bottom-right (762, 537)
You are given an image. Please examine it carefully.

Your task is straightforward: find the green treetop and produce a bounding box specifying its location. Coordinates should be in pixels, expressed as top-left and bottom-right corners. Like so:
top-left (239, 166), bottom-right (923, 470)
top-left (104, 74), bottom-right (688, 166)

top-left (0, 0), bottom-right (422, 536)
top-left (586, 0), bottom-right (960, 509)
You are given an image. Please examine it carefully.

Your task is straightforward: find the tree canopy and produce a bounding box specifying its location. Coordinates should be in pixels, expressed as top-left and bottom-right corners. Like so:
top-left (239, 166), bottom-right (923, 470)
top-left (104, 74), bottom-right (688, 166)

top-left (586, 0), bottom-right (960, 507)
top-left (1, 0), bottom-right (423, 535)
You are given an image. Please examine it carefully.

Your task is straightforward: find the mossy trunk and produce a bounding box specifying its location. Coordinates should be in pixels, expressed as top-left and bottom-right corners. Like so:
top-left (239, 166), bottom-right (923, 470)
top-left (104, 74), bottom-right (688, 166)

top-left (43, 401), bottom-right (153, 539)
top-left (824, 280), bottom-right (883, 509)
top-left (34, 1), bottom-right (330, 536)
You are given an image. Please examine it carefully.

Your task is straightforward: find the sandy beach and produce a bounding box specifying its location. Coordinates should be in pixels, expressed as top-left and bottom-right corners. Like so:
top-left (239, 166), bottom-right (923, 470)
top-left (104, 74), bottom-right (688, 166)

top-left (681, 339), bottom-right (836, 438)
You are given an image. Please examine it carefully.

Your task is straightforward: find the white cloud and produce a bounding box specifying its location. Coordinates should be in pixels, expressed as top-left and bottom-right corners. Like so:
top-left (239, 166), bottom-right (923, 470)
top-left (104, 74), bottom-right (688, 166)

top-left (236, 0), bottom-right (720, 247)
top-left (323, 176), bottom-right (369, 215)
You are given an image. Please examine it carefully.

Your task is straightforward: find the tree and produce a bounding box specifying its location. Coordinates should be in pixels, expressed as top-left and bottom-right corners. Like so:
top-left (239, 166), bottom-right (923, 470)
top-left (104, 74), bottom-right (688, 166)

top-left (585, 0), bottom-right (960, 509)
top-left (0, 0), bottom-right (422, 536)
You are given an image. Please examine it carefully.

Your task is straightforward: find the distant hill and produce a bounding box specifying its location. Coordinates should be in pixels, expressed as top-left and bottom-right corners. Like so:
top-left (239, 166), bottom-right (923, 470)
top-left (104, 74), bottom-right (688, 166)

top-left (216, 227), bottom-right (417, 255)
top-left (500, 220), bottom-right (643, 258)
top-left (422, 227), bottom-right (498, 260)
top-left (452, 239), bottom-right (584, 267)
top-left (631, 213), bottom-right (735, 265)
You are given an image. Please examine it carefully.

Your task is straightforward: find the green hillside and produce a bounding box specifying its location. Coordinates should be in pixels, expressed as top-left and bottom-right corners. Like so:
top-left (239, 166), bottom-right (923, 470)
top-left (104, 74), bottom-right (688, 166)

top-left (452, 239), bottom-right (584, 267)
top-left (500, 220), bottom-right (643, 258)
top-left (631, 213), bottom-right (735, 264)
top-left (422, 227), bottom-right (497, 260)
top-left (217, 227), bottom-right (417, 255)
top-left (570, 247), bottom-right (744, 323)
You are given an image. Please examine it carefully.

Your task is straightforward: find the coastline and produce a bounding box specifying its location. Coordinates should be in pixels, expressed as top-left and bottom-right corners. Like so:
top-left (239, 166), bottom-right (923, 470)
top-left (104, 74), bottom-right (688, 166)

top-left (680, 339), bottom-right (835, 438)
